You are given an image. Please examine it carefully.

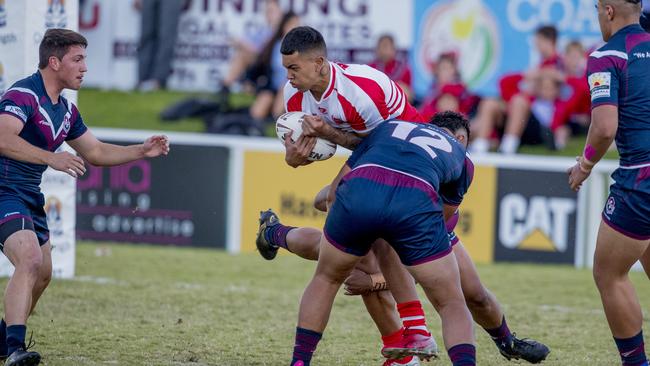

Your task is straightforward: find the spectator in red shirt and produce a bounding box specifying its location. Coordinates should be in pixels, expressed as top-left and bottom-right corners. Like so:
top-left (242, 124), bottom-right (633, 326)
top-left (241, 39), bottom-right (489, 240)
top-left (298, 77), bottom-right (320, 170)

top-left (418, 53), bottom-right (478, 121)
top-left (369, 34), bottom-right (414, 102)
top-left (470, 25), bottom-right (563, 154)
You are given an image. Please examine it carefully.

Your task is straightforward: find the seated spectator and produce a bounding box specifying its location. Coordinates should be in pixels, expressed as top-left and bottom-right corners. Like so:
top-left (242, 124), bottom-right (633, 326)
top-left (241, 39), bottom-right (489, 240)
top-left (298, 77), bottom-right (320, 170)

top-left (216, 0), bottom-right (282, 103)
top-left (418, 53), bottom-right (478, 121)
top-left (206, 11), bottom-right (300, 135)
top-left (471, 25), bottom-right (562, 153)
top-left (560, 40), bottom-right (590, 134)
top-left (369, 34), bottom-right (414, 102)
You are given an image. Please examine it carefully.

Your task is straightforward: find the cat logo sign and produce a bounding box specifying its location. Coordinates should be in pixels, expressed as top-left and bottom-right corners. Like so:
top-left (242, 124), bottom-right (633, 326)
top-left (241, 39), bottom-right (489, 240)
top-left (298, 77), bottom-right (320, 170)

top-left (494, 169), bottom-right (578, 264)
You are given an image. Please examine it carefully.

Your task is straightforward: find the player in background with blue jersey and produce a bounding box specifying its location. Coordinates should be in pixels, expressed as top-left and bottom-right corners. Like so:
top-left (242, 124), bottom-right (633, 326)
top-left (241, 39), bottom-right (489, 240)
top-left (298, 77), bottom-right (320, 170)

top-left (289, 120), bottom-right (476, 366)
top-left (0, 29), bottom-right (169, 366)
top-left (568, 1), bottom-right (650, 365)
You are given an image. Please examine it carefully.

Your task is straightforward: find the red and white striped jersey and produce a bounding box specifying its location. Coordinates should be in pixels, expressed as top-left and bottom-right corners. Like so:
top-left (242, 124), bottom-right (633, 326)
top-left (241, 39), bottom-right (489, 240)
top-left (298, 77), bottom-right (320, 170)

top-left (284, 62), bottom-right (422, 134)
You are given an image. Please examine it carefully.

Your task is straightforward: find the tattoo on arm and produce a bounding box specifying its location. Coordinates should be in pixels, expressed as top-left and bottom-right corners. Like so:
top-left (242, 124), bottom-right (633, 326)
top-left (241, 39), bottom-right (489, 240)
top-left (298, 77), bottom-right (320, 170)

top-left (324, 128), bottom-right (362, 150)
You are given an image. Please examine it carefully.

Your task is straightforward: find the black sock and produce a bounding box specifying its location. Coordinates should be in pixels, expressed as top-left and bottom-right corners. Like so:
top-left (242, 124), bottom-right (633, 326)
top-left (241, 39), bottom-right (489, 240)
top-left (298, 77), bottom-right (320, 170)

top-left (0, 319), bottom-right (7, 356)
top-left (6, 324), bottom-right (26, 356)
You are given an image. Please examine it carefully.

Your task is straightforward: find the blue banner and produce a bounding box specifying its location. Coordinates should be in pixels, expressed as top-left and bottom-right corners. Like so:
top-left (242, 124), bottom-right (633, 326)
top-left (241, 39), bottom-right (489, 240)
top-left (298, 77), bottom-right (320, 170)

top-left (412, 0), bottom-right (603, 98)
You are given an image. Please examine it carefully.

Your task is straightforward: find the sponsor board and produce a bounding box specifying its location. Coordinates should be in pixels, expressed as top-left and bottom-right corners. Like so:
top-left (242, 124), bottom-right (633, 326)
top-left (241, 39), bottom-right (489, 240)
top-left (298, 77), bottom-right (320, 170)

top-left (494, 168), bottom-right (578, 264)
top-left (76, 142), bottom-right (229, 248)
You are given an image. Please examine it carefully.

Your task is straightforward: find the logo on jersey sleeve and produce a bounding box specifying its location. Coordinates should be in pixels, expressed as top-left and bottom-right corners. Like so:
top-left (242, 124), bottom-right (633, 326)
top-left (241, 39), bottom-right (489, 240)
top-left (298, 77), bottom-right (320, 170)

top-left (588, 72), bottom-right (611, 101)
top-left (4, 105), bottom-right (27, 122)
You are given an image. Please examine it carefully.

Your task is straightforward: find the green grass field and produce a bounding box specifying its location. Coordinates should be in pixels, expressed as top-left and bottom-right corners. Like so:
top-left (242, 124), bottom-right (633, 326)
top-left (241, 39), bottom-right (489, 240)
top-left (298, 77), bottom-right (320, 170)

top-left (2, 242), bottom-right (648, 365)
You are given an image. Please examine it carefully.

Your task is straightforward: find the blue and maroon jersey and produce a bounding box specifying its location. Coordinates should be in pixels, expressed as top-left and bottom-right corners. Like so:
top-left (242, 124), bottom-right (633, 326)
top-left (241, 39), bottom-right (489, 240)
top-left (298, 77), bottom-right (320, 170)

top-left (346, 120), bottom-right (474, 208)
top-left (0, 71), bottom-right (87, 192)
top-left (587, 24), bottom-right (650, 170)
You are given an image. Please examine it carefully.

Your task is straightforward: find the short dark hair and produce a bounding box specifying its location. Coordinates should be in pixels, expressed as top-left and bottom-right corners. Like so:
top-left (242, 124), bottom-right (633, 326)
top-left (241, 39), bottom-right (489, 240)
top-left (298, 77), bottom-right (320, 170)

top-left (535, 25), bottom-right (558, 44)
top-left (39, 28), bottom-right (88, 69)
top-left (377, 34), bottom-right (395, 46)
top-left (429, 111), bottom-right (471, 141)
top-left (280, 26), bottom-right (327, 57)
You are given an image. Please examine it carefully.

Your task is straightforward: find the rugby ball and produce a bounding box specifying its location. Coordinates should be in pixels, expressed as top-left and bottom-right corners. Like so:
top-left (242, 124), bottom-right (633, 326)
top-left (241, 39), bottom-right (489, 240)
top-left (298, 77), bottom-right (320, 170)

top-left (276, 112), bottom-right (337, 161)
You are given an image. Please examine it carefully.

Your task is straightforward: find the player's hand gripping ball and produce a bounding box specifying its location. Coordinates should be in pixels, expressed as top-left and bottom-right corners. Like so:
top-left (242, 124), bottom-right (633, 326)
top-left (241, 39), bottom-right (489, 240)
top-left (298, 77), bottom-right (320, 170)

top-left (276, 112), bottom-right (337, 161)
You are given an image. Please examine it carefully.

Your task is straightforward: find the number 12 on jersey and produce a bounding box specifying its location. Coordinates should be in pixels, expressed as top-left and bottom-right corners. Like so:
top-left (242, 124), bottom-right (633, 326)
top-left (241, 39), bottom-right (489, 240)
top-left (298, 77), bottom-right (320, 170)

top-left (389, 121), bottom-right (452, 159)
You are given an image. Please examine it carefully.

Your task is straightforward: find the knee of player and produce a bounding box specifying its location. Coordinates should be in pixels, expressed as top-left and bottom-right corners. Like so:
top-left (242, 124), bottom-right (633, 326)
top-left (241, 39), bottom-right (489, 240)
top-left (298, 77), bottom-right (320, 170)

top-left (316, 268), bottom-right (349, 285)
top-left (19, 249), bottom-right (44, 274)
top-left (592, 266), bottom-right (610, 289)
top-left (39, 266), bottom-right (53, 286)
top-left (464, 287), bottom-right (491, 311)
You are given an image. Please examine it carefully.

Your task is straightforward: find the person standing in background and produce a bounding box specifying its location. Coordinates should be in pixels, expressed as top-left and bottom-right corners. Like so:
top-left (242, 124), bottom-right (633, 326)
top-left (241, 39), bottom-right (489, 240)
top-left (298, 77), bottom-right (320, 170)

top-left (134, 0), bottom-right (184, 92)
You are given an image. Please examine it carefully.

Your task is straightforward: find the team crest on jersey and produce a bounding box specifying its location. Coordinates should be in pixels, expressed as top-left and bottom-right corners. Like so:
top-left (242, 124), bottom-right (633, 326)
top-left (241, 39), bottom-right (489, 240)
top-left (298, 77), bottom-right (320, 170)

top-left (588, 72), bottom-right (611, 101)
top-left (318, 107), bottom-right (327, 114)
top-left (605, 196), bottom-right (616, 215)
top-left (45, 0), bottom-right (67, 28)
top-left (63, 114), bottom-right (71, 132)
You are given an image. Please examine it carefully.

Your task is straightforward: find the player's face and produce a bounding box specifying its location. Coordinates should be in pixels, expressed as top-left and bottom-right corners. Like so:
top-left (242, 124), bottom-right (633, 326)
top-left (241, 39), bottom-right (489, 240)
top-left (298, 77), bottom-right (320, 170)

top-left (453, 128), bottom-right (469, 149)
top-left (57, 45), bottom-right (87, 90)
top-left (282, 51), bottom-right (324, 92)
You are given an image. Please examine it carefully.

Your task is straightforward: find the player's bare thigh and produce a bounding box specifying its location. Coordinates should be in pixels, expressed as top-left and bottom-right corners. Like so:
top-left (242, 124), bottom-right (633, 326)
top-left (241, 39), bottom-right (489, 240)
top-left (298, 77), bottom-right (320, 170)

top-left (594, 221), bottom-right (650, 280)
top-left (2, 229), bottom-right (43, 269)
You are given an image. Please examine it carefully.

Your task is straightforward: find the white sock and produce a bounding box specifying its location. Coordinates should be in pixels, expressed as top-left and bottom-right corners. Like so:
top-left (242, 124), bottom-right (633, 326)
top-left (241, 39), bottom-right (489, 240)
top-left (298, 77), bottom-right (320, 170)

top-left (470, 138), bottom-right (490, 153)
top-left (499, 134), bottom-right (520, 154)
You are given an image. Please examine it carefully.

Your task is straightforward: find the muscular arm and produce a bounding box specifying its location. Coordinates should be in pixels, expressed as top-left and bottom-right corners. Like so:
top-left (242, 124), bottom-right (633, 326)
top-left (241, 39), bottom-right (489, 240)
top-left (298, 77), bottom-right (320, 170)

top-left (0, 114), bottom-right (54, 165)
top-left (582, 105), bottom-right (618, 166)
top-left (68, 131), bottom-right (169, 166)
top-left (302, 115), bottom-right (363, 150)
top-left (318, 124), bottom-right (363, 150)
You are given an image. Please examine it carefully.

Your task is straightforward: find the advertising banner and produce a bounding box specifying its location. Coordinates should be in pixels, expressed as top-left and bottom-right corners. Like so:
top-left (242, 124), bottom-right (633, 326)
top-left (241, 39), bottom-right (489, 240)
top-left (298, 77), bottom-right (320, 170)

top-left (240, 151), bottom-right (347, 254)
top-left (494, 168), bottom-right (579, 264)
top-left (76, 142), bottom-right (229, 248)
top-left (453, 165), bottom-right (497, 264)
top-left (412, 0), bottom-right (602, 97)
top-left (79, 0), bottom-right (413, 91)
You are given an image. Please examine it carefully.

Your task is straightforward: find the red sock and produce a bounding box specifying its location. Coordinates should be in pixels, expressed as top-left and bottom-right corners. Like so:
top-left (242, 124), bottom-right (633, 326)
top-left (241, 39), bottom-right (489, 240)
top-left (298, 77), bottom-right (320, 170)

top-left (382, 327), bottom-right (404, 348)
top-left (397, 300), bottom-right (431, 336)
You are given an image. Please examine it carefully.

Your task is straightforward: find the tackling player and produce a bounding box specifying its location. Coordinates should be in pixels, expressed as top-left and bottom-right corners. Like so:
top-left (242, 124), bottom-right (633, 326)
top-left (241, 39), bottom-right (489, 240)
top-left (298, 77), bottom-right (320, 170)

top-left (0, 29), bottom-right (170, 366)
top-left (289, 119), bottom-right (476, 366)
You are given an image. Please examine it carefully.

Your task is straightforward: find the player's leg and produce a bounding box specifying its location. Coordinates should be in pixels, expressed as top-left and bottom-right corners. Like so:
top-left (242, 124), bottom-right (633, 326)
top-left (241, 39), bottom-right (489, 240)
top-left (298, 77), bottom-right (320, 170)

top-left (372, 239), bottom-right (438, 361)
top-left (255, 208), bottom-right (322, 260)
top-left (29, 243), bottom-right (52, 316)
top-left (2, 226), bottom-right (42, 366)
top-left (291, 227), bottom-right (370, 365)
top-left (640, 244), bottom-right (650, 281)
top-left (593, 220), bottom-right (649, 366)
top-left (351, 252), bottom-right (418, 366)
top-left (454, 240), bottom-right (550, 363)
top-left (407, 252), bottom-right (476, 366)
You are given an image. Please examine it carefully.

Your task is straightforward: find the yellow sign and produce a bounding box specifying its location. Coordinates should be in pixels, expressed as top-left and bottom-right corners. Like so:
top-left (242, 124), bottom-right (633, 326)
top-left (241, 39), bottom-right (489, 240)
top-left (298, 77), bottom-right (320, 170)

top-left (240, 151), bottom-right (348, 253)
top-left (518, 229), bottom-right (556, 252)
top-left (241, 152), bottom-right (497, 263)
top-left (454, 165), bottom-right (497, 263)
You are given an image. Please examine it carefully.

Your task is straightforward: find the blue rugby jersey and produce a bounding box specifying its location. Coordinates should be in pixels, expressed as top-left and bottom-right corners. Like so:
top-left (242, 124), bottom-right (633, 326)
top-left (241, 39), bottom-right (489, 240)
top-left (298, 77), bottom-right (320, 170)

top-left (346, 120), bottom-right (474, 207)
top-left (0, 71), bottom-right (87, 192)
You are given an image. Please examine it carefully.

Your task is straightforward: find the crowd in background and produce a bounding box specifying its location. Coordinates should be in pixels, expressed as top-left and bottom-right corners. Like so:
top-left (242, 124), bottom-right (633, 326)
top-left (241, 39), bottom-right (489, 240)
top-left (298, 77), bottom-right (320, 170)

top-left (136, 0), bottom-right (650, 154)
